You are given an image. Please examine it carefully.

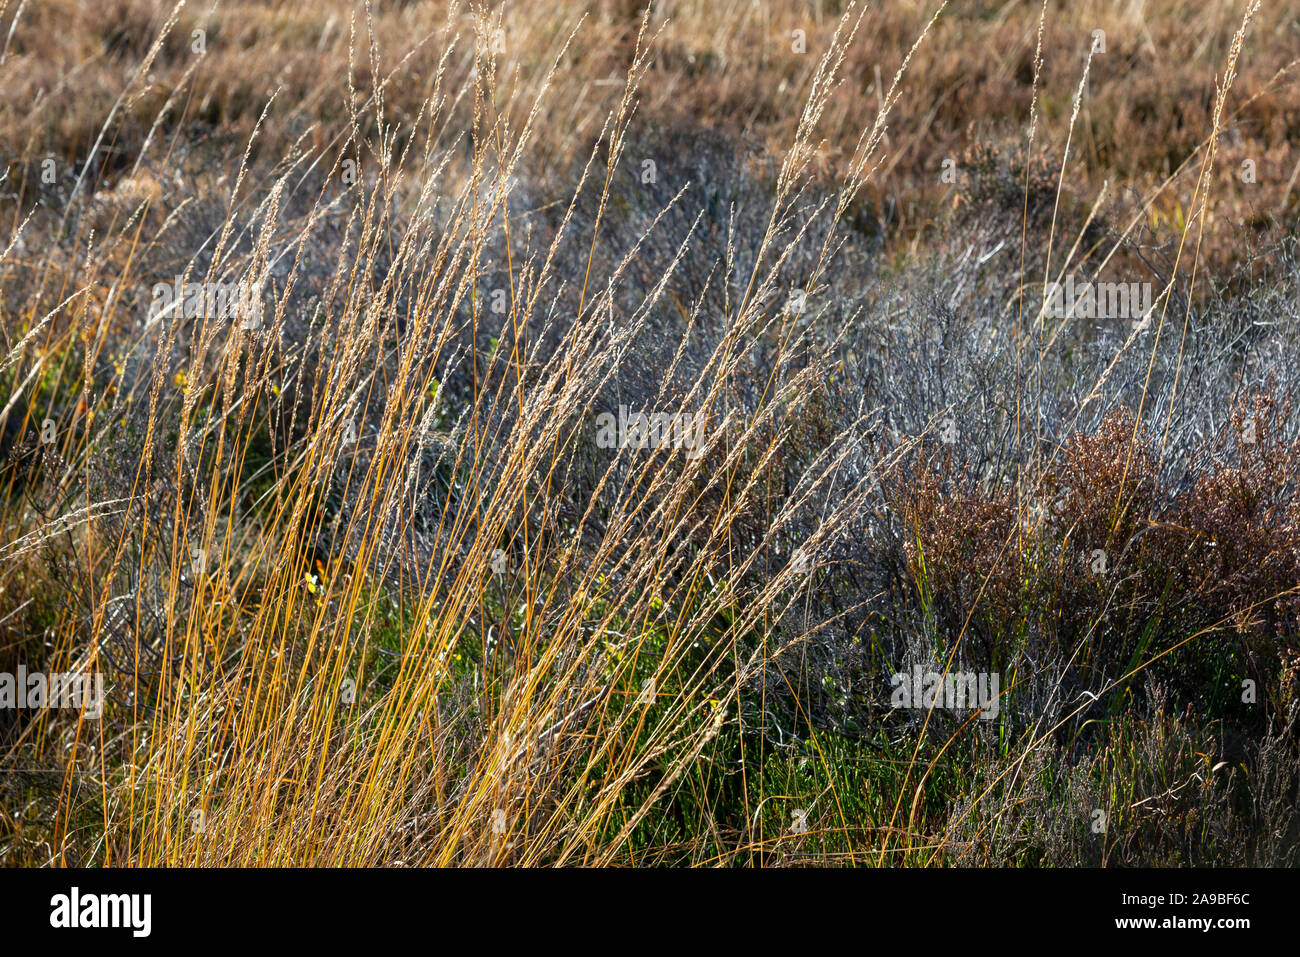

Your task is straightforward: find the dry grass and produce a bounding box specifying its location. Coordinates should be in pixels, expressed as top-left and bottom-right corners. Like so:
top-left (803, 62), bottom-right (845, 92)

top-left (1, 0), bottom-right (1297, 867)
